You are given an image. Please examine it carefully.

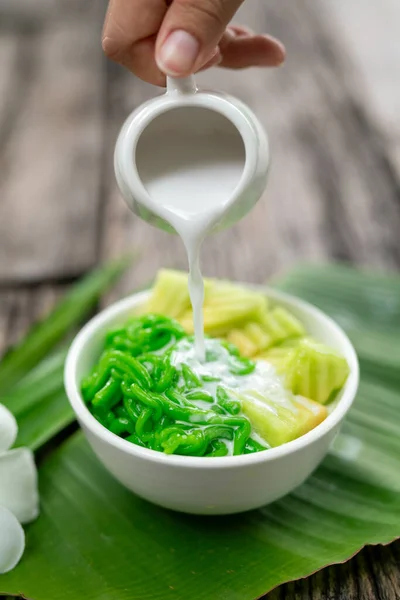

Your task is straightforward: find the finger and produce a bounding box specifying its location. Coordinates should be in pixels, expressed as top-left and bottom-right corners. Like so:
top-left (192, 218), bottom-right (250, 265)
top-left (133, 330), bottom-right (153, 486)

top-left (102, 0), bottom-right (167, 85)
top-left (155, 0), bottom-right (244, 77)
top-left (227, 24), bottom-right (254, 37)
top-left (119, 37), bottom-right (167, 86)
top-left (219, 31), bottom-right (285, 69)
top-left (198, 47), bottom-right (222, 72)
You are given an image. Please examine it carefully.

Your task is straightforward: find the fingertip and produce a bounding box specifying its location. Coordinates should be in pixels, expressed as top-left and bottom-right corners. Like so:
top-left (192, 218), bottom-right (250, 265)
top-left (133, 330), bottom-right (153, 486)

top-left (156, 29), bottom-right (200, 76)
top-left (262, 35), bottom-right (286, 65)
top-left (227, 24), bottom-right (254, 38)
top-left (117, 36), bottom-right (167, 86)
top-left (102, 35), bottom-right (121, 61)
top-left (197, 47), bottom-right (222, 72)
top-left (218, 34), bottom-right (286, 70)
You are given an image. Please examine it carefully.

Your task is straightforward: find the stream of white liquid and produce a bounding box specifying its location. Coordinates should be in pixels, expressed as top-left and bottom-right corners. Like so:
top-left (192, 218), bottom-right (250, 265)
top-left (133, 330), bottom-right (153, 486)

top-left (134, 109), bottom-right (298, 456)
top-left (136, 110), bottom-right (245, 360)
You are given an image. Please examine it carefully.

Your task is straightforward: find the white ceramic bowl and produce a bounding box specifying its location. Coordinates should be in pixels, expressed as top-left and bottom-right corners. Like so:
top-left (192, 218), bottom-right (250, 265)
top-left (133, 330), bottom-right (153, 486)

top-left (64, 287), bottom-right (359, 515)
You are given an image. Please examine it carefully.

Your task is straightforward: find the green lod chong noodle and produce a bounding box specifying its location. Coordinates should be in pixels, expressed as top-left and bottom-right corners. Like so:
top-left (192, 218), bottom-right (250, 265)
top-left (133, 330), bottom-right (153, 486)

top-left (81, 271), bottom-right (350, 457)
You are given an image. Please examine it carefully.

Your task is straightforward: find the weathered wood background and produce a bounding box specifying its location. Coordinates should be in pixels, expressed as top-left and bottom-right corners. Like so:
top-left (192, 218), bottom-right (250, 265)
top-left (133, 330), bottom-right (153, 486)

top-left (1, 0), bottom-right (399, 598)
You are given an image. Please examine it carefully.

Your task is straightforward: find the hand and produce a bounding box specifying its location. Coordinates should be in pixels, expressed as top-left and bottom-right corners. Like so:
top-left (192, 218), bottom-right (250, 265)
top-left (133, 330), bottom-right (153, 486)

top-left (102, 0), bottom-right (285, 86)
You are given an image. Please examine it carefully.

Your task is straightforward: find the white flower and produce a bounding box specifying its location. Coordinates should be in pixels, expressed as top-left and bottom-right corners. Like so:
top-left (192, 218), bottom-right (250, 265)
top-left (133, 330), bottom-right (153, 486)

top-left (0, 403), bottom-right (39, 574)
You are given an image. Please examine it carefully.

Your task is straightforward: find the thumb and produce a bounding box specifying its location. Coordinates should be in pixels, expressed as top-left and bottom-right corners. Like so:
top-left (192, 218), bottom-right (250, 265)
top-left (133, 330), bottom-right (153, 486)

top-left (155, 0), bottom-right (244, 76)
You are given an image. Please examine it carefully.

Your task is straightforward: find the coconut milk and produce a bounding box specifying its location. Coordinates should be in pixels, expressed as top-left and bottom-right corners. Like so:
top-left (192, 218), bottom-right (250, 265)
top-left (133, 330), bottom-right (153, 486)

top-left (136, 108), bottom-right (245, 360)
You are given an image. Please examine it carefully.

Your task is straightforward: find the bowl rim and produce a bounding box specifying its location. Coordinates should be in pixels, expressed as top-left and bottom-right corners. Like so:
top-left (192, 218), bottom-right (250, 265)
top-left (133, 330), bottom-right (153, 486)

top-left (64, 285), bottom-right (359, 469)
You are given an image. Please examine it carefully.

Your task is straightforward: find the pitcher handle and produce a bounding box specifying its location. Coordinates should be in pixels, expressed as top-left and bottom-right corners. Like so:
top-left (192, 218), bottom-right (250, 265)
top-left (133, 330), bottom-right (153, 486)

top-left (166, 76), bottom-right (197, 95)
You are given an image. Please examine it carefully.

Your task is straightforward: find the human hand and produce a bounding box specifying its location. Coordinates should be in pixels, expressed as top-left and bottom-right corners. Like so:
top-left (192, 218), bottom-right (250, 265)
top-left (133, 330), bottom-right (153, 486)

top-left (102, 0), bottom-right (285, 86)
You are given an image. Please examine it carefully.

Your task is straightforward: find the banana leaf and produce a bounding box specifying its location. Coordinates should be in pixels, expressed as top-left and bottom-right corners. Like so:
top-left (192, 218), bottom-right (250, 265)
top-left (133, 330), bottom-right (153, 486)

top-left (1, 348), bottom-right (74, 451)
top-left (1, 264), bottom-right (400, 599)
top-left (0, 256), bottom-right (132, 393)
top-left (0, 258), bottom-right (132, 451)
top-left (1, 348), bottom-right (67, 416)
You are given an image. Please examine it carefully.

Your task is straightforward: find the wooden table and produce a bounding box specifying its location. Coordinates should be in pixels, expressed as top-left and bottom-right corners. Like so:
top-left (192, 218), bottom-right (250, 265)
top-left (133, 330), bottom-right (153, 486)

top-left (1, 0), bottom-right (399, 598)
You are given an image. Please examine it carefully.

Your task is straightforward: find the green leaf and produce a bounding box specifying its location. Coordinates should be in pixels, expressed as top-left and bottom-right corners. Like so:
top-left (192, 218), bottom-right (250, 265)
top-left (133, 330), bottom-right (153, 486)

top-left (1, 264), bottom-right (400, 600)
top-left (13, 389), bottom-right (74, 452)
top-left (0, 347), bottom-right (74, 451)
top-left (276, 264), bottom-right (400, 380)
top-left (0, 348), bottom-right (75, 450)
top-left (2, 348), bottom-right (67, 416)
top-left (0, 257), bottom-right (131, 394)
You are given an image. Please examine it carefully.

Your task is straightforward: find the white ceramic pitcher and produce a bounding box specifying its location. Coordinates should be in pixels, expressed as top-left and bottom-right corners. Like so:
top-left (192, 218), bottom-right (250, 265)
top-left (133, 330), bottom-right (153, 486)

top-left (114, 75), bottom-right (270, 234)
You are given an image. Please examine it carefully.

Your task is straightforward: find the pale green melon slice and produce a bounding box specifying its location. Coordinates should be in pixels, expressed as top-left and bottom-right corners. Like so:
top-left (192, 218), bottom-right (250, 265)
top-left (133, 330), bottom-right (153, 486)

top-left (257, 338), bottom-right (350, 404)
top-left (259, 307), bottom-right (305, 344)
top-left (225, 307), bottom-right (305, 357)
top-left (180, 282), bottom-right (267, 336)
top-left (240, 390), bottom-right (328, 447)
top-left (146, 269), bottom-right (192, 319)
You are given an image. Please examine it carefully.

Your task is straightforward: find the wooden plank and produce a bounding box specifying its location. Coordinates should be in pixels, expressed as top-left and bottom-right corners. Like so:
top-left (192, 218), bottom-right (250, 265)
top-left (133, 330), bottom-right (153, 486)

top-left (0, 292), bottom-right (14, 353)
top-left (320, 0), bottom-right (400, 179)
top-left (0, 285), bottom-right (65, 356)
top-left (0, 0), bottom-right (105, 282)
top-left (0, 34), bottom-right (19, 123)
top-left (238, 0), bottom-right (400, 269)
top-left (1, 290), bottom-right (32, 351)
top-left (264, 543), bottom-right (400, 599)
top-left (321, 0), bottom-right (400, 143)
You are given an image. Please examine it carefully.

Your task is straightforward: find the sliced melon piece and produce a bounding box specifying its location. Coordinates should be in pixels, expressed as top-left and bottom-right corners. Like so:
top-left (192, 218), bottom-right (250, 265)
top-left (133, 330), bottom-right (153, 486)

top-left (146, 269), bottom-right (192, 319)
top-left (292, 395), bottom-right (328, 437)
top-left (255, 341), bottom-right (302, 374)
top-left (180, 282), bottom-right (268, 336)
top-left (226, 322), bottom-right (273, 357)
top-left (290, 339), bottom-right (349, 404)
top-left (240, 390), bottom-right (327, 447)
top-left (256, 346), bottom-right (293, 369)
top-left (241, 391), bottom-right (300, 447)
top-left (244, 321), bottom-right (273, 350)
top-left (258, 338), bottom-right (350, 404)
top-left (225, 307), bottom-right (304, 358)
top-left (204, 282), bottom-right (268, 311)
top-left (226, 328), bottom-right (258, 357)
top-left (260, 307), bottom-right (305, 344)
top-left (255, 336), bottom-right (314, 370)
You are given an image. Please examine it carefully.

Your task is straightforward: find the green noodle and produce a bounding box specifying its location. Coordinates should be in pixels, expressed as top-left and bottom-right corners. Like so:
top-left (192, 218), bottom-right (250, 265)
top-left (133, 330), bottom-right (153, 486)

top-left (81, 314), bottom-right (267, 457)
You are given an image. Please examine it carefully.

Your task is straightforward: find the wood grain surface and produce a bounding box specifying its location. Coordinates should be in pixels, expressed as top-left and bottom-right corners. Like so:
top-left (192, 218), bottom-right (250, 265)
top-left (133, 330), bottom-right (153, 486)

top-left (0, 0), bottom-right (399, 598)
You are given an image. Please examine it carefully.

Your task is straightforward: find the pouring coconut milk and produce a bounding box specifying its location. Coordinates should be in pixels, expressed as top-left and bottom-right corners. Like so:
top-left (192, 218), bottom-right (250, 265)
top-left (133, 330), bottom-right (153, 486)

top-left (136, 106), bottom-right (245, 359)
top-left (114, 75), bottom-right (270, 360)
